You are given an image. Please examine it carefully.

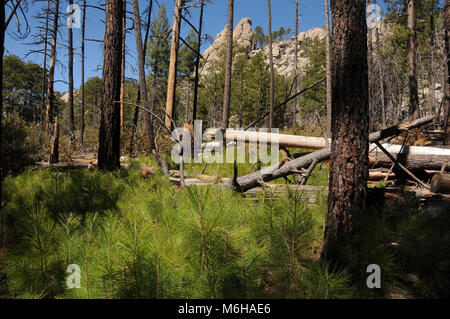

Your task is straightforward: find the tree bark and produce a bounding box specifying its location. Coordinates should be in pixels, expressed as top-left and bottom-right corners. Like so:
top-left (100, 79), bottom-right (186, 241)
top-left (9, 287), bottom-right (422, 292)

top-left (68, 0), bottom-right (75, 143)
top-left (267, 0), bottom-right (275, 129)
top-left (292, 0), bottom-right (299, 126)
top-left (321, 0), bottom-right (369, 263)
top-left (165, 0), bottom-right (183, 130)
top-left (50, 117), bottom-right (59, 164)
top-left (324, 0), bottom-right (332, 137)
top-left (80, 0), bottom-right (86, 144)
top-left (192, 0), bottom-right (205, 121)
top-left (1, 1), bottom-right (5, 202)
top-left (221, 0), bottom-right (234, 130)
top-left (98, 0), bottom-right (124, 171)
top-left (408, 0), bottom-right (420, 120)
top-left (431, 173), bottom-right (450, 194)
top-left (429, 8), bottom-right (436, 118)
top-left (132, 0), bottom-right (154, 152)
top-left (40, 2), bottom-right (50, 131)
top-left (370, 144), bottom-right (450, 171)
top-left (129, 0), bottom-right (152, 156)
top-left (120, 0), bottom-right (126, 131)
top-left (45, 0), bottom-right (60, 133)
top-left (374, 0), bottom-right (386, 127)
top-left (444, 0), bottom-right (450, 145)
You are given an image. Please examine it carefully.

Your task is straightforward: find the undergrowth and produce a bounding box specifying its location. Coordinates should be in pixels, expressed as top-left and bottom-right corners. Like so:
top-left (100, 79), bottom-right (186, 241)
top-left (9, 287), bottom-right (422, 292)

top-left (0, 159), bottom-right (448, 299)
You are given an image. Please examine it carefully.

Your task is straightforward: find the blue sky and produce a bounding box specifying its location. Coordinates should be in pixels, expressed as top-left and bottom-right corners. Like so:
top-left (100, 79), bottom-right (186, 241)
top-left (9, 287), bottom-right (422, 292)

top-left (3, 0), bottom-right (380, 94)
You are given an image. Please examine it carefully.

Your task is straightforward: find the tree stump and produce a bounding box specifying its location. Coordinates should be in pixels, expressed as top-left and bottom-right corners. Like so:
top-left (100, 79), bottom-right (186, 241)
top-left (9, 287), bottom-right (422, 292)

top-left (49, 117), bottom-right (59, 164)
top-left (431, 173), bottom-right (450, 194)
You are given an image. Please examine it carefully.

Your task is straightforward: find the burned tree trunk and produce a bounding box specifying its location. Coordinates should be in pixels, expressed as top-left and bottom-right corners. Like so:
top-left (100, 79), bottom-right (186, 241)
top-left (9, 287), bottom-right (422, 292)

top-left (267, 0), bottom-right (274, 129)
top-left (98, 0), bottom-right (124, 171)
top-left (292, 0), bottom-right (299, 126)
top-left (444, 0), bottom-right (450, 145)
top-left (129, 0), bottom-right (152, 156)
top-left (45, 0), bottom-right (60, 133)
top-left (40, 2), bottom-right (50, 131)
top-left (429, 6), bottom-right (436, 118)
top-left (68, 0), bottom-right (75, 143)
top-left (132, 0), bottom-right (154, 152)
top-left (324, 0), bottom-right (332, 137)
top-left (165, 0), bottom-right (183, 130)
top-left (80, 0), bottom-right (86, 144)
top-left (321, 0), bottom-right (369, 263)
top-left (221, 0), bottom-right (234, 130)
top-left (192, 0), bottom-right (205, 121)
top-left (120, 0), bottom-right (126, 131)
top-left (374, 0), bottom-right (386, 127)
top-left (1, 1), bottom-right (5, 197)
top-left (50, 117), bottom-right (59, 164)
top-left (408, 0), bottom-right (420, 121)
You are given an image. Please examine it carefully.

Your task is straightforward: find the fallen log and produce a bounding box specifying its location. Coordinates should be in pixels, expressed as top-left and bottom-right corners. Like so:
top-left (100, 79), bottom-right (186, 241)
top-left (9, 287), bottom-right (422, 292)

top-left (207, 116), bottom-right (449, 172)
top-left (233, 116), bottom-right (434, 192)
top-left (431, 173), bottom-right (450, 194)
top-left (369, 171), bottom-right (396, 181)
top-left (207, 116), bottom-right (433, 149)
top-left (373, 141), bottom-right (431, 190)
top-left (242, 184), bottom-right (449, 202)
top-left (206, 128), bottom-right (329, 150)
top-left (369, 144), bottom-right (450, 171)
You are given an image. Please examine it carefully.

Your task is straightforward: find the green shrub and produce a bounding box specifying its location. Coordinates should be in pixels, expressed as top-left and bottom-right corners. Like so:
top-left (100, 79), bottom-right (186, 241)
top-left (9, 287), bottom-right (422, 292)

top-left (2, 113), bottom-right (43, 176)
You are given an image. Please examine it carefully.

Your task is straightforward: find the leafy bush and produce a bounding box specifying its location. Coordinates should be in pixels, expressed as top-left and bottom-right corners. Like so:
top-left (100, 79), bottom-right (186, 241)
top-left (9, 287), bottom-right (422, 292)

top-left (2, 113), bottom-right (43, 176)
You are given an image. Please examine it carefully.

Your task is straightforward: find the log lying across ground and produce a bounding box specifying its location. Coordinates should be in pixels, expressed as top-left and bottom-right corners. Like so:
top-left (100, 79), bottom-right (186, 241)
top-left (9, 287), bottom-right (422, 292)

top-left (242, 184), bottom-right (449, 201)
top-left (207, 116), bottom-right (449, 172)
top-left (369, 144), bottom-right (450, 171)
top-left (206, 128), bottom-right (329, 150)
top-left (233, 116), bottom-right (435, 192)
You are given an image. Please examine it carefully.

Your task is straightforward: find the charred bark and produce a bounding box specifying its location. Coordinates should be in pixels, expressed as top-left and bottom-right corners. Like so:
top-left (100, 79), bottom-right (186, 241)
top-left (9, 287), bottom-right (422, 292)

top-left (267, 0), bottom-right (275, 129)
top-left (321, 0), bottom-right (369, 263)
top-left (221, 0), bottom-right (234, 130)
top-left (98, 0), bottom-right (124, 171)
top-left (408, 0), bottom-right (420, 120)
top-left (45, 0), bottom-right (60, 133)
top-left (132, 0), bottom-right (154, 152)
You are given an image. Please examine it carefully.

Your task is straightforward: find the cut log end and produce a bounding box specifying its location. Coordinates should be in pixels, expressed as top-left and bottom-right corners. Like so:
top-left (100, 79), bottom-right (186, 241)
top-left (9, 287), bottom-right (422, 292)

top-left (431, 173), bottom-right (450, 194)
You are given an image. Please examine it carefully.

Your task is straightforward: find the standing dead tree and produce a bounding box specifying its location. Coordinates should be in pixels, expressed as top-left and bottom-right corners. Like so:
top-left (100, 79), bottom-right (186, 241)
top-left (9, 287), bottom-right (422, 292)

top-left (220, 0), bottom-right (234, 131)
top-left (132, 0), bottom-right (154, 152)
top-left (128, 0), bottom-right (152, 156)
top-left (165, 0), bottom-right (184, 130)
top-left (444, 0), bottom-right (450, 145)
top-left (120, 0), bottom-right (127, 131)
top-left (45, 0), bottom-right (60, 133)
top-left (67, 0), bottom-right (75, 143)
top-left (267, 0), bottom-right (274, 129)
top-left (192, 0), bottom-right (205, 121)
top-left (80, 0), bottom-right (86, 144)
top-left (408, 0), bottom-right (420, 120)
top-left (324, 0), bottom-right (332, 136)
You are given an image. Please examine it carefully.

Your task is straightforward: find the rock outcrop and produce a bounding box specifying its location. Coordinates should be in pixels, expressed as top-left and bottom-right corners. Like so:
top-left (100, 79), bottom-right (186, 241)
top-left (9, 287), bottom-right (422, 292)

top-left (201, 17), bottom-right (256, 74)
top-left (200, 18), bottom-right (326, 78)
